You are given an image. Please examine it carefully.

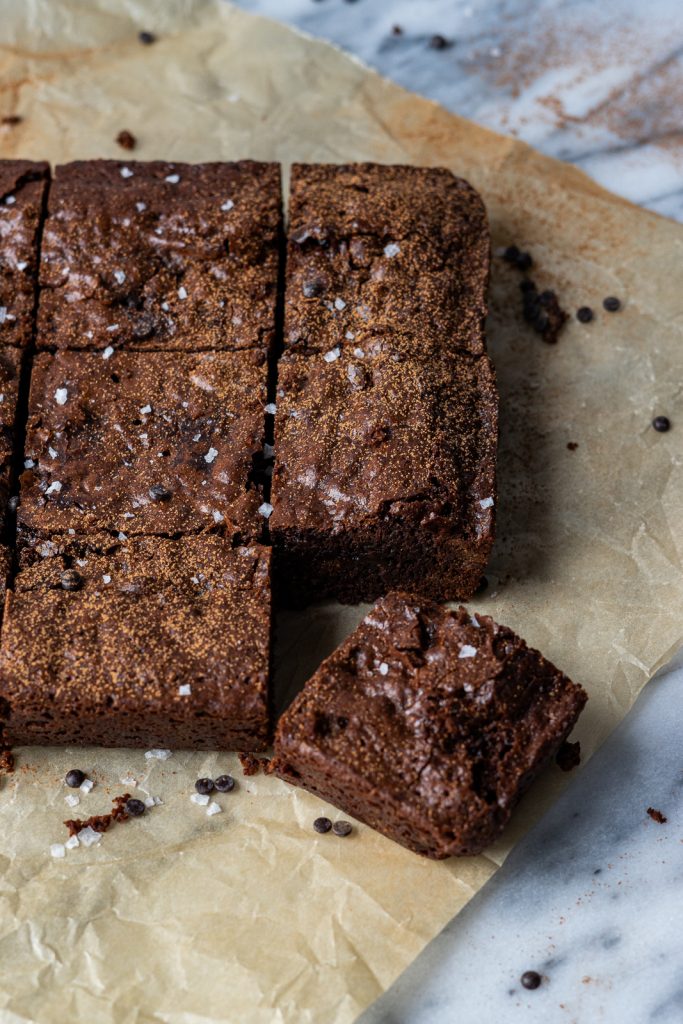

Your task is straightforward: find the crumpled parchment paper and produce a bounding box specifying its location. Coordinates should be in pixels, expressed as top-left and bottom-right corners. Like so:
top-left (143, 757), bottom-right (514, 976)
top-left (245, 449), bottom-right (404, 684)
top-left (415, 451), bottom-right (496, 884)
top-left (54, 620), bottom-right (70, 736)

top-left (0, 2), bottom-right (681, 1022)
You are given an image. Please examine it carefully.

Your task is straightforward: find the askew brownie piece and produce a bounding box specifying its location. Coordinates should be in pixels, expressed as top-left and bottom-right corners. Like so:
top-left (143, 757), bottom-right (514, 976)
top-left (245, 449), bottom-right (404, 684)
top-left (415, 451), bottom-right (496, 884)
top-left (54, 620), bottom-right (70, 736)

top-left (37, 160), bottom-right (281, 353)
top-left (0, 160), bottom-right (49, 349)
top-left (18, 348), bottom-right (267, 541)
top-left (273, 592), bottom-right (587, 858)
top-left (270, 348), bottom-right (497, 605)
top-left (0, 346), bottom-right (24, 523)
top-left (284, 162), bottom-right (489, 358)
top-left (0, 535), bottom-right (271, 750)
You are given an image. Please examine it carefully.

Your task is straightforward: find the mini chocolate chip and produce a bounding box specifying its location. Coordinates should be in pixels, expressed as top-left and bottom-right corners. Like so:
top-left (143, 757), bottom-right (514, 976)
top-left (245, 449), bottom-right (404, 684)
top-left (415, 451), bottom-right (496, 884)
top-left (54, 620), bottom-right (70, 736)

top-left (313, 816), bottom-right (332, 834)
top-left (576, 306), bottom-right (593, 322)
top-left (195, 778), bottom-right (214, 795)
top-left (1, 115), bottom-right (23, 126)
top-left (214, 774), bottom-right (235, 793)
top-left (516, 251), bottom-right (533, 271)
top-left (332, 820), bottom-right (353, 837)
top-left (429, 34), bottom-right (452, 50)
top-left (521, 971), bottom-right (542, 990)
top-left (302, 277), bottom-right (325, 298)
top-left (65, 769), bottom-right (85, 788)
top-left (567, 441), bottom-right (579, 451)
top-left (652, 416), bottom-right (671, 432)
top-left (138, 31), bottom-right (156, 45)
top-left (125, 798), bottom-right (146, 816)
top-left (475, 575), bottom-right (489, 595)
top-left (502, 245), bottom-right (520, 263)
top-left (149, 485), bottom-right (172, 502)
top-left (60, 569), bottom-right (83, 592)
top-left (116, 130), bottom-right (136, 151)
top-left (392, 24), bottom-right (403, 36)
top-left (519, 279), bottom-right (536, 293)
top-left (603, 296), bottom-right (621, 312)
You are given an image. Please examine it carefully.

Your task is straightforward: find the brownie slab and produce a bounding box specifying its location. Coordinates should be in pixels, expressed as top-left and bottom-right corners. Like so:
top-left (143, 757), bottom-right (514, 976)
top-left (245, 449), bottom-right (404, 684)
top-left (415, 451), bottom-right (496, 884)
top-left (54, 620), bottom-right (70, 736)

top-left (37, 160), bottom-right (281, 353)
top-left (0, 160), bottom-right (49, 349)
top-left (270, 348), bottom-right (497, 604)
top-left (0, 346), bottom-right (24, 523)
top-left (18, 348), bottom-right (266, 540)
top-left (285, 163), bottom-right (489, 358)
top-left (0, 535), bottom-right (271, 750)
top-left (273, 592), bottom-right (587, 858)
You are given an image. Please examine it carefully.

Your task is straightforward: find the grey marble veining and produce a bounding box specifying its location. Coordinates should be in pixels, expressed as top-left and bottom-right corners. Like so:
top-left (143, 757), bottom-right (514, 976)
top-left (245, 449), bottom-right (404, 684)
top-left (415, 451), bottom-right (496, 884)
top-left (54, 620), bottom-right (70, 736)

top-left (232, 0), bottom-right (683, 222)
top-left (227, 2), bottom-right (683, 1021)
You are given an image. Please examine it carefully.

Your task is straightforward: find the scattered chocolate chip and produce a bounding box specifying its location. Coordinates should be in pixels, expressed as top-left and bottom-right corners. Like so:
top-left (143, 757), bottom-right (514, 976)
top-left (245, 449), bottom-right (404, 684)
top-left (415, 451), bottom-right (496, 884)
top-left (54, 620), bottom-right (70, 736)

top-left (555, 739), bottom-right (581, 770)
top-left (520, 280), bottom-right (568, 344)
top-left (516, 251), bottom-right (533, 271)
top-left (392, 24), bottom-right (403, 36)
top-left (652, 416), bottom-right (671, 433)
top-left (65, 769), bottom-right (86, 788)
top-left (302, 276), bottom-right (325, 298)
top-left (195, 777), bottom-right (215, 795)
top-left (647, 807), bottom-right (667, 824)
top-left (603, 296), bottom-right (621, 312)
top-left (314, 816), bottom-right (332, 833)
top-left (429, 34), bottom-right (452, 50)
top-left (116, 129), bottom-right (137, 151)
top-left (332, 820), bottom-right (353, 837)
top-left (576, 306), bottom-right (593, 323)
top-left (60, 569), bottom-right (83, 592)
top-left (125, 798), bottom-right (146, 817)
top-left (1, 115), bottom-right (23, 126)
top-left (475, 575), bottom-right (489, 595)
top-left (214, 774), bottom-right (235, 793)
top-left (148, 484), bottom-right (172, 502)
top-left (521, 971), bottom-right (542, 990)
top-left (138, 31), bottom-right (156, 45)
top-left (503, 245), bottom-right (533, 271)
top-left (566, 441), bottom-right (579, 451)
top-left (503, 245), bottom-right (520, 263)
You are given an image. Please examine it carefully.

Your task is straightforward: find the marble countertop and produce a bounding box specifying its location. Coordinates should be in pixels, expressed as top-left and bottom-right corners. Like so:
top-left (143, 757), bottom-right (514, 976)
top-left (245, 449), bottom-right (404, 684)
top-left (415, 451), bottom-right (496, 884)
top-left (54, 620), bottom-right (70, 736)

top-left (230, 2), bottom-right (683, 1022)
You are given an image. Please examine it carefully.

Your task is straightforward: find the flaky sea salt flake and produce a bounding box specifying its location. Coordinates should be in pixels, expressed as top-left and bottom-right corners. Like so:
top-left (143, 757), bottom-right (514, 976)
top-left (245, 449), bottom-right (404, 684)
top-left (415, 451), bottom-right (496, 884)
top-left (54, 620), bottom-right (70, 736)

top-left (323, 347), bottom-right (341, 363)
top-left (258, 502), bottom-right (273, 519)
top-left (77, 826), bottom-right (102, 847)
top-left (383, 242), bottom-right (400, 258)
top-left (191, 792), bottom-right (210, 806)
top-left (206, 801), bottom-right (222, 817)
top-left (50, 843), bottom-right (66, 859)
top-left (459, 645), bottom-right (477, 659)
top-left (145, 748), bottom-right (172, 761)
top-left (54, 387), bottom-right (68, 405)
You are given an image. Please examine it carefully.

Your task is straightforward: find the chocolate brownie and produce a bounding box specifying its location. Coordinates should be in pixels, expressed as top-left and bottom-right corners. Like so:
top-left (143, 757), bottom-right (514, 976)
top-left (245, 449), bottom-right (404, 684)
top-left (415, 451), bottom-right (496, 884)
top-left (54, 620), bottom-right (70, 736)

top-left (0, 346), bottom-right (24, 523)
top-left (37, 160), bottom-right (282, 353)
top-left (0, 160), bottom-right (49, 349)
top-left (273, 592), bottom-right (587, 858)
top-left (0, 535), bottom-right (271, 750)
top-left (270, 348), bottom-right (497, 604)
top-left (284, 163), bottom-right (489, 359)
top-left (18, 348), bottom-right (267, 540)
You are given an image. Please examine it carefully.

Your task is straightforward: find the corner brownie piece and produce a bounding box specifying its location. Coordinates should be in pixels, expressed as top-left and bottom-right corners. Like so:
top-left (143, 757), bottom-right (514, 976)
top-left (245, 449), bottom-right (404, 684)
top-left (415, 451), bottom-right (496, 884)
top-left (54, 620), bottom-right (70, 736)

top-left (270, 348), bottom-right (497, 604)
top-left (284, 163), bottom-right (489, 358)
top-left (0, 535), bottom-right (271, 750)
top-left (0, 346), bottom-right (24, 523)
top-left (0, 160), bottom-right (49, 348)
top-left (37, 160), bottom-right (281, 353)
top-left (273, 592), bottom-right (587, 858)
top-left (18, 348), bottom-right (266, 540)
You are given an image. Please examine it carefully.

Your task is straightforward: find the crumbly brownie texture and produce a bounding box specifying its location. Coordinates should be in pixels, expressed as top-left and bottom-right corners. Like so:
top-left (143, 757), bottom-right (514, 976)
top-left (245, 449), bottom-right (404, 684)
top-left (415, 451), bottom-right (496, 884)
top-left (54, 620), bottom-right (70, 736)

top-left (0, 347), bottom-right (23, 522)
top-left (0, 160), bottom-right (50, 349)
top-left (18, 348), bottom-right (266, 540)
top-left (273, 592), bottom-right (587, 858)
top-left (0, 535), bottom-right (271, 750)
top-left (270, 348), bottom-right (497, 604)
top-left (285, 163), bottom-right (489, 358)
top-left (0, 545), bottom-right (12, 610)
top-left (37, 160), bottom-right (281, 353)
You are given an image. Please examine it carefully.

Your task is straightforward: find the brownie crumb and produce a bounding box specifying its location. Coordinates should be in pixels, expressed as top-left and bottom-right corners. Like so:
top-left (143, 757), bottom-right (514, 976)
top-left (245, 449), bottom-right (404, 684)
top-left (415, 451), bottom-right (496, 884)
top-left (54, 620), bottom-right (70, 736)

top-left (520, 280), bottom-right (568, 344)
top-left (576, 306), bottom-right (593, 323)
top-left (647, 807), bottom-right (667, 824)
top-left (521, 971), bottom-right (542, 990)
top-left (138, 31), bottom-right (156, 45)
top-left (1, 115), bottom-right (23, 126)
top-left (64, 793), bottom-right (131, 837)
top-left (116, 130), bottom-right (137, 151)
top-left (603, 296), bottom-right (621, 312)
top-left (567, 441), bottom-right (579, 451)
top-left (429, 34), bottom-right (452, 50)
top-left (239, 752), bottom-right (274, 776)
top-left (555, 739), bottom-right (581, 771)
top-left (0, 724), bottom-right (13, 775)
top-left (652, 416), bottom-right (671, 433)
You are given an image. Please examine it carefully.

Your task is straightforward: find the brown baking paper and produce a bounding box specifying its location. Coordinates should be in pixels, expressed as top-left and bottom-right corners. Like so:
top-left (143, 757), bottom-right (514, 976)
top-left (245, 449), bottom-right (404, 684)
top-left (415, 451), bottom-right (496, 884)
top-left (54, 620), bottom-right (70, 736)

top-left (0, 2), bottom-right (682, 1021)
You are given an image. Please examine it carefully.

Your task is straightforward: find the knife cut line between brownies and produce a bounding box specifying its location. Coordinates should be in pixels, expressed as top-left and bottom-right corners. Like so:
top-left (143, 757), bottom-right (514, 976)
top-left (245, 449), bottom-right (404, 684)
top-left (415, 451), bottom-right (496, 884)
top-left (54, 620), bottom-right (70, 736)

top-left (0, 159), bottom-right (586, 859)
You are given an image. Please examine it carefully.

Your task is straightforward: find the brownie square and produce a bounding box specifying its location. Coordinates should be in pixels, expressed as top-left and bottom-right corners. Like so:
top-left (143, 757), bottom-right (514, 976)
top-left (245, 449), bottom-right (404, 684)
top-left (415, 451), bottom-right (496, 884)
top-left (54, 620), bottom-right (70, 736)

top-left (0, 160), bottom-right (49, 349)
top-left (284, 163), bottom-right (489, 358)
top-left (270, 348), bottom-right (497, 605)
top-left (37, 160), bottom-right (282, 353)
top-left (0, 345), bottom-right (24, 523)
top-left (273, 592), bottom-right (587, 858)
top-left (0, 534), bottom-right (271, 750)
top-left (18, 348), bottom-right (267, 541)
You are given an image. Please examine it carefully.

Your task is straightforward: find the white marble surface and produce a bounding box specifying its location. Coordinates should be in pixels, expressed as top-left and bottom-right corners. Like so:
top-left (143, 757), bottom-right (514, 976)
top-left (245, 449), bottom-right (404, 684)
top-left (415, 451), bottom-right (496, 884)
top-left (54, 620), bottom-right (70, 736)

top-left (228, 2), bottom-right (683, 1021)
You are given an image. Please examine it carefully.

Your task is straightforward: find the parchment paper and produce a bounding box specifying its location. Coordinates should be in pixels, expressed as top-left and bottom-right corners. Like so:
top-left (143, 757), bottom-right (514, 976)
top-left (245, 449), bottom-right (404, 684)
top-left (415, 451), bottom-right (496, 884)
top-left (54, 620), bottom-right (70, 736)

top-left (0, 2), bottom-right (681, 1022)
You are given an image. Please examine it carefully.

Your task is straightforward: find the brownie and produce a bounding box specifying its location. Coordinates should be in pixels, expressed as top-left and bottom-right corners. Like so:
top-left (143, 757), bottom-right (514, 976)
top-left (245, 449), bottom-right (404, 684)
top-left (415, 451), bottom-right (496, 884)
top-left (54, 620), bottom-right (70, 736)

top-left (0, 534), bottom-right (271, 750)
top-left (18, 348), bottom-right (267, 540)
top-left (270, 348), bottom-right (497, 605)
top-left (37, 160), bottom-right (282, 353)
top-left (273, 592), bottom-right (587, 858)
top-left (0, 346), bottom-right (24, 523)
top-left (0, 545), bottom-right (11, 612)
top-left (0, 160), bottom-right (49, 349)
top-left (284, 163), bottom-right (489, 359)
